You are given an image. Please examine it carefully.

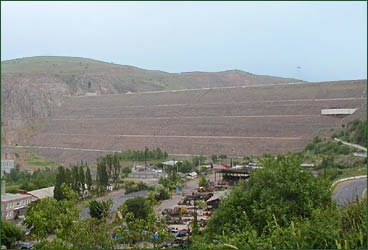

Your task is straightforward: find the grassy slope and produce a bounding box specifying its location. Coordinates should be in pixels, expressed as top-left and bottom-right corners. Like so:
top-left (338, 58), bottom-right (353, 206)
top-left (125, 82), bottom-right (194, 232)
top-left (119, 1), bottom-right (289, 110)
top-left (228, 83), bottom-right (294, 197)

top-left (2, 56), bottom-right (302, 93)
top-left (302, 119), bottom-right (367, 181)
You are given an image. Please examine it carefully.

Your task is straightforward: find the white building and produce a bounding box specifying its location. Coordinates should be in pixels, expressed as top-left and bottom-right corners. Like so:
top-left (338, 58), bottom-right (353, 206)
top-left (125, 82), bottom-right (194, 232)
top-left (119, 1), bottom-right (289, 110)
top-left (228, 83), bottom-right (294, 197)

top-left (1, 181), bottom-right (32, 221)
top-left (1, 160), bottom-right (15, 176)
top-left (321, 108), bottom-right (357, 117)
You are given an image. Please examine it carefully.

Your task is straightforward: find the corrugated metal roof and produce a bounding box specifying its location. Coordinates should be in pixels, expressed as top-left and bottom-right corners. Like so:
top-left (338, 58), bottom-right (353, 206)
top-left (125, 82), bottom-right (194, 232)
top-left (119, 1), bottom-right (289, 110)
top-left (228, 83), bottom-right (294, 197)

top-left (1, 193), bottom-right (31, 202)
top-left (27, 186), bottom-right (54, 200)
top-left (161, 160), bottom-right (181, 166)
top-left (206, 190), bottom-right (228, 203)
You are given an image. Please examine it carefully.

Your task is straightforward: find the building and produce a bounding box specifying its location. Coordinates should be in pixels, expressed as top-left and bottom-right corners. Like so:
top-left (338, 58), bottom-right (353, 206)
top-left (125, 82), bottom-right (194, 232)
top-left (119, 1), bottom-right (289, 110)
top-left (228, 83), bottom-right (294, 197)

top-left (27, 186), bottom-right (55, 202)
top-left (214, 167), bottom-right (250, 185)
top-left (1, 160), bottom-right (15, 176)
top-left (300, 163), bottom-right (314, 169)
top-left (1, 181), bottom-right (32, 221)
top-left (321, 108), bottom-right (357, 118)
top-left (161, 160), bottom-right (182, 166)
top-left (206, 190), bottom-right (228, 209)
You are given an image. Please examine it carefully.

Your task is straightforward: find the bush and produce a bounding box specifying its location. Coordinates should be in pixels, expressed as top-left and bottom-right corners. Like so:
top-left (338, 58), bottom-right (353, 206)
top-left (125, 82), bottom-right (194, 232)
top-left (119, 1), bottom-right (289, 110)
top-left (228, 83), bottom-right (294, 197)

top-left (124, 181), bottom-right (149, 194)
top-left (1, 220), bottom-right (24, 248)
top-left (121, 167), bottom-right (131, 177)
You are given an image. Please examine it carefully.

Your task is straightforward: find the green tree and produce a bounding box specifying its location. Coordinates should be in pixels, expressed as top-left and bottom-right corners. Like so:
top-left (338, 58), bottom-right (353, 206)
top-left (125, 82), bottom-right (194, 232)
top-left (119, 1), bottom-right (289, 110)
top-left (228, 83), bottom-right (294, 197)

top-left (112, 153), bottom-right (121, 186)
top-left (96, 158), bottom-right (108, 193)
top-left (211, 154), bottom-right (218, 163)
top-left (54, 166), bottom-right (66, 201)
top-left (88, 199), bottom-right (112, 220)
top-left (85, 166), bottom-right (92, 191)
top-left (177, 160), bottom-right (194, 173)
top-left (205, 155), bottom-right (332, 238)
top-left (43, 218), bottom-right (115, 249)
top-left (116, 202), bottom-right (173, 246)
top-left (78, 165), bottom-right (85, 191)
top-left (1, 220), bottom-right (24, 248)
top-left (25, 185), bottom-right (79, 241)
top-left (199, 176), bottom-right (209, 188)
top-left (125, 197), bottom-right (153, 220)
top-left (71, 166), bottom-right (79, 192)
top-left (65, 167), bottom-right (72, 186)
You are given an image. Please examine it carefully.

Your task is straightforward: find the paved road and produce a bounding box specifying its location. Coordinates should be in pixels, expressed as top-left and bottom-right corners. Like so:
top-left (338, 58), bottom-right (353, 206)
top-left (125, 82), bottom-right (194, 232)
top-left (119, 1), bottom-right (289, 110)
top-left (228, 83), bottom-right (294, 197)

top-left (58, 96), bottom-right (365, 109)
top-left (334, 138), bottom-right (367, 152)
top-left (155, 178), bottom-right (199, 214)
top-left (51, 114), bottom-right (320, 121)
top-left (80, 190), bottom-right (149, 219)
top-left (69, 80), bottom-right (365, 97)
top-left (332, 178), bottom-right (367, 206)
top-left (40, 133), bottom-right (304, 140)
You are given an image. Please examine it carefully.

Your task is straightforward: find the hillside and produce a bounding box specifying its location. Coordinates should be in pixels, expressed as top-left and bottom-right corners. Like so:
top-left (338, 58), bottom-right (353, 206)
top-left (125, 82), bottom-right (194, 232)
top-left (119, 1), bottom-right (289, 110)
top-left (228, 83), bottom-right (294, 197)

top-left (1, 56), bottom-right (302, 144)
top-left (4, 79), bottom-right (366, 164)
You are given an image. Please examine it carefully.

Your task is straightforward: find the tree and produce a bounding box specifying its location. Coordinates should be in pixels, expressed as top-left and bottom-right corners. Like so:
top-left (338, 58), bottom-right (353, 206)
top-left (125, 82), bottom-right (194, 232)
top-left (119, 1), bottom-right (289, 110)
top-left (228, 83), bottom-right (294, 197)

top-left (71, 166), bottom-right (79, 192)
top-left (125, 197), bottom-right (153, 220)
top-left (116, 201), bottom-right (173, 246)
top-left (43, 218), bottom-right (115, 249)
top-left (24, 199), bottom-right (78, 241)
top-left (211, 154), bottom-right (218, 163)
top-left (96, 158), bottom-right (108, 193)
top-left (1, 220), bottom-right (24, 248)
top-left (191, 209), bottom-right (199, 236)
top-left (85, 166), bottom-right (92, 191)
top-left (105, 154), bottom-right (113, 180)
top-left (192, 155), bottom-right (206, 167)
top-left (88, 199), bottom-right (112, 220)
top-left (205, 155), bottom-right (332, 238)
top-left (54, 166), bottom-right (66, 201)
top-left (25, 185), bottom-right (79, 242)
top-left (177, 160), bottom-right (194, 173)
top-left (112, 153), bottom-right (121, 186)
top-left (79, 165), bottom-right (85, 191)
top-left (198, 176), bottom-right (209, 188)
top-left (65, 168), bottom-right (72, 186)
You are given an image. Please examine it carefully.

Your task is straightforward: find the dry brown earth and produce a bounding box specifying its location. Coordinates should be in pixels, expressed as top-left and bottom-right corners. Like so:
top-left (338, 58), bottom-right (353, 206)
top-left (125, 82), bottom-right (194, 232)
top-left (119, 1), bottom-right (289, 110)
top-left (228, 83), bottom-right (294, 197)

top-left (22, 79), bottom-right (366, 164)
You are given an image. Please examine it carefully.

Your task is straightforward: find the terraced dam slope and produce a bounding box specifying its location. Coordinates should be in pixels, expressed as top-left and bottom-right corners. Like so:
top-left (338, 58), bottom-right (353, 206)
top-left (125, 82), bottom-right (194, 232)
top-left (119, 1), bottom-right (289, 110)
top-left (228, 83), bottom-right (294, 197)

top-left (22, 79), bottom-right (367, 164)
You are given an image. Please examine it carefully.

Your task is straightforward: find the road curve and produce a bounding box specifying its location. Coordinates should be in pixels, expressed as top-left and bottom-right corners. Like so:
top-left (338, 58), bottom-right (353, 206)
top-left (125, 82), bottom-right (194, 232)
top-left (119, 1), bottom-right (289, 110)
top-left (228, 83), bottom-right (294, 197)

top-left (332, 177), bottom-right (367, 206)
top-left (80, 190), bottom-right (149, 219)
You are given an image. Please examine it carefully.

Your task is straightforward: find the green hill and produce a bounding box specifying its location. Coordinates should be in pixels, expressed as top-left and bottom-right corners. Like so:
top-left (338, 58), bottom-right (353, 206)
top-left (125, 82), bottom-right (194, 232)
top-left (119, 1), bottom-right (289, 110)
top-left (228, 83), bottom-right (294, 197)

top-left (2, 56), bottom-right (302, 93)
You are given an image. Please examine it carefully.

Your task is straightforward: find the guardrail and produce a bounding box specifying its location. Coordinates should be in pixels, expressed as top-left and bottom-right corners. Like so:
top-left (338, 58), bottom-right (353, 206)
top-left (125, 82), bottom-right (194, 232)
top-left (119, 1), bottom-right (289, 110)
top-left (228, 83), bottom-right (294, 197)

top-left (331, 175), bottom-right (367, 188)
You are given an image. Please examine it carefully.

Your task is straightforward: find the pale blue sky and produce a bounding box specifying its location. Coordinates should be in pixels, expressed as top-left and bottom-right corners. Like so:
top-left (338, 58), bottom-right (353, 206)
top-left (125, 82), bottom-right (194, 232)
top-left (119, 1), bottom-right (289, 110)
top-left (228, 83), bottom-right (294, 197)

top-left (1, 1), bottom-right (367, 81)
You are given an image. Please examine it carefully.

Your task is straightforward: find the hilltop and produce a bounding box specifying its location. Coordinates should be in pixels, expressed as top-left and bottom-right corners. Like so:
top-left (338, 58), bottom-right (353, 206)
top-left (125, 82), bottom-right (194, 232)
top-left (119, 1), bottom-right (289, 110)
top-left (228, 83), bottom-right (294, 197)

top-left (2, 56), bottom-right (301, 93)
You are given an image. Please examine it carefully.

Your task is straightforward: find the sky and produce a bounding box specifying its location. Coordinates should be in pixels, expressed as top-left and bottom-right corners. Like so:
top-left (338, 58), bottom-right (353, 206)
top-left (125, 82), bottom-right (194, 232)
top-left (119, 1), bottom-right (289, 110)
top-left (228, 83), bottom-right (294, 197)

top-left (1, 1), bottom-right (367, 82)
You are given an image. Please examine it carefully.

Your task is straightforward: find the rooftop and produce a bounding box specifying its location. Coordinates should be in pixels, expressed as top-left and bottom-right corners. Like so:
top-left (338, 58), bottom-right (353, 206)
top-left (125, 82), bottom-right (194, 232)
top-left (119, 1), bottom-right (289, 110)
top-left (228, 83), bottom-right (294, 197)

top-left (1, 193), bottom-right (31, 202)
top-left (28, 186), bottom-right (54, 200)
top-left (321, 108), bottom-right (357, 115)
top-left (162, 160), bottom-right (182, 166)
top-left (206, 190), bottom-right (228, 203)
